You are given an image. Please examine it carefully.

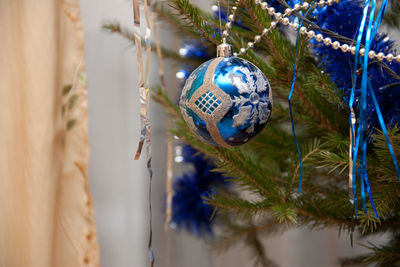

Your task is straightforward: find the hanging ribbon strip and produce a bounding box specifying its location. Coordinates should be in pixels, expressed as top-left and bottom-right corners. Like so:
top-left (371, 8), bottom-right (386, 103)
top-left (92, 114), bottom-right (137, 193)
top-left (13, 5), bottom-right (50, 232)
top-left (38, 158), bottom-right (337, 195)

top-left (151, 12), bottom-right (173, 267)
top-left (134, 0), bottom-right (152, 161)
top-left (349, 0), bottom-right (369, 218)
top-left (150, 11), bottom-right (174, 233)
top-left (349, 0), bottom-right (399, 219)
top-left (133, 0), bottom-right (154, 266)
top-left (133, 1), bottom-right (145, 159)
top-left (361, 0), bottom-right (377, 216)
top-left (288, 2), bottom-right (316, 194)
top-left (348, 109), bottom-right (356, 203)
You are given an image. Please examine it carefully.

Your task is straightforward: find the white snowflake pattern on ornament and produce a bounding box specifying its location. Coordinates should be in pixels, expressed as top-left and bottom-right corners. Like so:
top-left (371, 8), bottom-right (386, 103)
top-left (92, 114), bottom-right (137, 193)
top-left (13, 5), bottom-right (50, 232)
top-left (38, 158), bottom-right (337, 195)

top-left (228, 66), bottom-right (270, 134)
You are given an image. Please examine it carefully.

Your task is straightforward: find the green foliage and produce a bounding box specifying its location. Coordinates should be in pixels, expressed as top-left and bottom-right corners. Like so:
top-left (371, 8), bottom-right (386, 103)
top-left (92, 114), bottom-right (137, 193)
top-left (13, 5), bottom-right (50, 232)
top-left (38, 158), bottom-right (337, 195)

top-left (381, 1), bottom-right (400, 29)
top-left (105, 1), bottom-right (400, 265)
top-left (167, 0), bottom-right (222, 45)
top-left (102, 21), bottom-right (205, 66)
top-left (362, 238), bottom-right (400, 266)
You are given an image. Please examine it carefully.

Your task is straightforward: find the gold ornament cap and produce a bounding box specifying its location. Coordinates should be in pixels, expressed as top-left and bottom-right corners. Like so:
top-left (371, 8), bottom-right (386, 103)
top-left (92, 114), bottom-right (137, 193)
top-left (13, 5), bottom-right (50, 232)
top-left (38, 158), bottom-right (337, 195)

top-left (217, 43), bottom-right (233, 57)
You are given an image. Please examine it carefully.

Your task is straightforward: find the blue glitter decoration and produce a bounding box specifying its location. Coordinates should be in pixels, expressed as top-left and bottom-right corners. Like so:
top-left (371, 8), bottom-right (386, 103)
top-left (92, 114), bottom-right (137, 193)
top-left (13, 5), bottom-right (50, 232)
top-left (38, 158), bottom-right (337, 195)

top-left (311, 0), bottom-right (400, 132)
top-left (172, 145), bottom-right (227, 235)
top-left (180, 57), bottom-right (272, 147)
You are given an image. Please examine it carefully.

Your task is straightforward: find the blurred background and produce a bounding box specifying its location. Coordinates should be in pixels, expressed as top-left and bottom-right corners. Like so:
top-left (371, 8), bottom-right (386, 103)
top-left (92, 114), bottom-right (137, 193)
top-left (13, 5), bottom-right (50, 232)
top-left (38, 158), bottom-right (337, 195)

top-left (80, 0), bottom-right (399, 266)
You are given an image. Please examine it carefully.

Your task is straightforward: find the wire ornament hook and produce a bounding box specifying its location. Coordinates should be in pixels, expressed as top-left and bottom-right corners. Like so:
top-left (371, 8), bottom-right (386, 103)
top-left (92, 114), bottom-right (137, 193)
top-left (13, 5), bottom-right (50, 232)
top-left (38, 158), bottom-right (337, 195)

top-left (217, 1), bottom-right (226, 43)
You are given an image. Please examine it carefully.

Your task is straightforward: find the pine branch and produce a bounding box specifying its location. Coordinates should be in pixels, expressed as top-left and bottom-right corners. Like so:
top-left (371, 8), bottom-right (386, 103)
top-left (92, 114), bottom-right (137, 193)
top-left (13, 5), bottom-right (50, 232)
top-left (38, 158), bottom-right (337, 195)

top-left (213, 147), bottom-right (284, 197)
top-left (286, 138), bottom-right (321, 198)
top-left (358, 239), bottom-right (400, 266)
top-left (102, 21), bottom-right (205, 66)
top-left (382, 1), bottom-right (400, 29)
top-left (245, 231), bottom-right (277, 267)
top-left (152, 4), bottom-right (208, 42)
top-left (240, 0), bottom-right (285, 66)
top-left (204, 194), bottom-right (272, 219)
top-left (212, 214), bottom-right (280, 266)
top-left (167, 0), bottom-right (221, 45)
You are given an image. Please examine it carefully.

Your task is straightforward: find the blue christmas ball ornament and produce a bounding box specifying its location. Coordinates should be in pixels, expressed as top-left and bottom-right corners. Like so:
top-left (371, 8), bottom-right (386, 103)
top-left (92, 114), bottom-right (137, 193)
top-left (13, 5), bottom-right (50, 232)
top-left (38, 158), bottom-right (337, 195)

top-left (179, 44), bottom-right (272, 147)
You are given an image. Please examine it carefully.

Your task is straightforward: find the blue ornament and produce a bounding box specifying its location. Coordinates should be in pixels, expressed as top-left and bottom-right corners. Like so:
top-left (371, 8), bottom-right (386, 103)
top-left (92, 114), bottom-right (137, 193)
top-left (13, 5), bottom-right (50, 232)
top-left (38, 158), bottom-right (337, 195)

top-left (179, 55), bottom-right (272, 147)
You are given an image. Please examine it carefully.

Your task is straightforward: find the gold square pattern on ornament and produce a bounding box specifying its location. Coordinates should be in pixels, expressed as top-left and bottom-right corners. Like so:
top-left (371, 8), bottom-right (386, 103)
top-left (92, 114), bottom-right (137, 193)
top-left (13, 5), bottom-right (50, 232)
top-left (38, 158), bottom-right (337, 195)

top-left (187, 57), bottom-right (233, 148)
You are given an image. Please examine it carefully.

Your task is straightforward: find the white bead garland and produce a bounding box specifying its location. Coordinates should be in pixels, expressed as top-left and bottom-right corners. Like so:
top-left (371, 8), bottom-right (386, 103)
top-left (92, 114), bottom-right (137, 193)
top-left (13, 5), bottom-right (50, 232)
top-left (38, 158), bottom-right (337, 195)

top-left (341, 44), bottom-right (349, 53)
top-left (221, 0), bottom-right (399, 62)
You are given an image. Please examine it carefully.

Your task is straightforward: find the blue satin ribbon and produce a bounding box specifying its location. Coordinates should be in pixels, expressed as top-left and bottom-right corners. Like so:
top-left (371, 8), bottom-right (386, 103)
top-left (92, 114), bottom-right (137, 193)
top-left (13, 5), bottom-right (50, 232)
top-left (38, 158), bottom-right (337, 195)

top-left (349, 0), bottom-right (369, 110)
top-left (349, 0), bottom-right (369, 220)
top-left (288, 2), bottom-right (315, 193)
top-left (371, 0), bottom-right (388, 39)
top-left (360, 0), bottom-right (377, 217)
top-left (352, 132), bottom-right (360, 217)
top-left (350, 0), bottom-right (395, 218)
